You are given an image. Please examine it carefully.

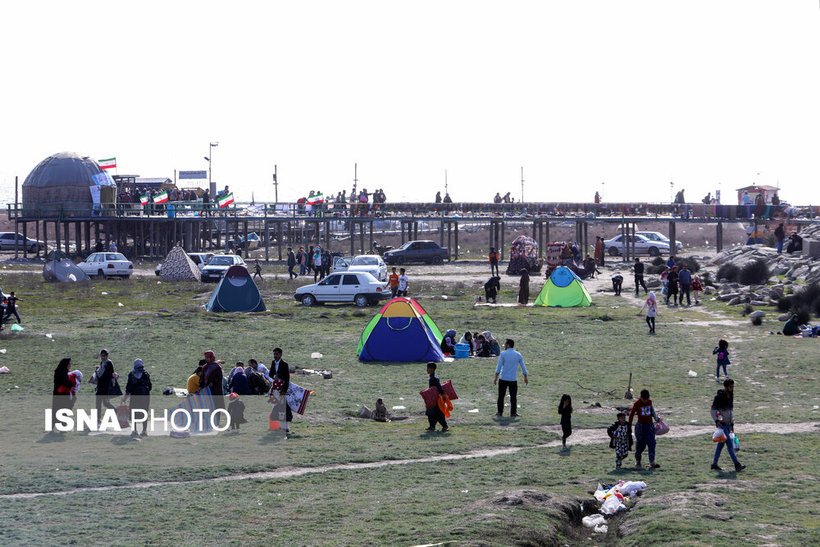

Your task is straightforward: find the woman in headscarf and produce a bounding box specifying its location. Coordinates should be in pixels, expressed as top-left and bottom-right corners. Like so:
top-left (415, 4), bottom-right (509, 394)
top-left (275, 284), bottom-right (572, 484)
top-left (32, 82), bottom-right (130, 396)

top-left (440, 329), bottom-right (457, 355)
top-left (638, 291), bottom-right (658, 334)
top-left (518, 269), bottom-right (530, 305)
top-left (123, 359), bottom-right (152, 437)
top-left (52, 358), bottom-right (73, 429)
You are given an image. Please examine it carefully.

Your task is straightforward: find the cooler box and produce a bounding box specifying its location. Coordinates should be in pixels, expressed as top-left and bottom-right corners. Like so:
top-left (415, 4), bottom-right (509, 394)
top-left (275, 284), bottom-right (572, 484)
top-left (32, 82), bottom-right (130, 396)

top-left (454, 344), bottom-right (470, 359)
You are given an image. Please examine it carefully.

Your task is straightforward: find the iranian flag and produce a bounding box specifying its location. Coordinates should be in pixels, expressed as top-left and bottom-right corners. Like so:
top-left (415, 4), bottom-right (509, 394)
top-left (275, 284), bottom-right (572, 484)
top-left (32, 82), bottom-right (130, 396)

top-left (98, 157), bottom-right (117, 170)
top-left (153, 191), bottom-right (169, 204)
top-left (139, 194), bottom-right (150, 205)
top-left (307, 193), bottom-right (324, 205)
top-left (218, 192), bottom-right (235, 208)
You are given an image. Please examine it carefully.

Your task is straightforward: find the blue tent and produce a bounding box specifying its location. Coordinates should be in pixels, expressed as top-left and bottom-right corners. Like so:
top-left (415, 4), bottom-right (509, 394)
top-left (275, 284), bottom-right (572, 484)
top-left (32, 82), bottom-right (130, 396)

top-left (358, 298), bottom-right (444, 362)
top-left (206, 265), bottom-right (266, 312)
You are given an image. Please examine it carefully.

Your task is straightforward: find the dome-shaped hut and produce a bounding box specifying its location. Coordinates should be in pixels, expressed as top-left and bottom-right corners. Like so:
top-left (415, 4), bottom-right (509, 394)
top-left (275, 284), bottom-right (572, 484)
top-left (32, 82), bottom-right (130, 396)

top-left (22, 152), bottom-right (117, 218)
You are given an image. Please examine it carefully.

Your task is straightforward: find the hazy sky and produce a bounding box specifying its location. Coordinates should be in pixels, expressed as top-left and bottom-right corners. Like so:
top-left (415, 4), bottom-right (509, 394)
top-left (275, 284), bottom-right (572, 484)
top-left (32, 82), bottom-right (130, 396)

top-left (2, 1), bottom-right (819, 204)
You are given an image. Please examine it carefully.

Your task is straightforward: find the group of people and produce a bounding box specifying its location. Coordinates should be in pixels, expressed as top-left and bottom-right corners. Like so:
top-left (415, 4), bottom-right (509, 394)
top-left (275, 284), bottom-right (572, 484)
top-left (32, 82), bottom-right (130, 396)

top-left (284, 245), bottom-right (333, 281)
top-left (492, 192), bottom-right (515, 204)
top-left (439, 330), bottom-right (502, 358)
top-left (296, 188), bottom-right (388, 217)
top-left (658, 256), bottom-right (703, 307)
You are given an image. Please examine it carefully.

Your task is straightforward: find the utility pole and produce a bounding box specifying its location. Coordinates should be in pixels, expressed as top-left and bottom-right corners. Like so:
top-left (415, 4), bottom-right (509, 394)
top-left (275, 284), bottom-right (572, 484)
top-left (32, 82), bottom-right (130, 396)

top-left (445, 169), bottom-right (448, 195)
top-left (520, 166), bottom-right (524, 202)
top-left (273, 164), bottom-right (278, 204)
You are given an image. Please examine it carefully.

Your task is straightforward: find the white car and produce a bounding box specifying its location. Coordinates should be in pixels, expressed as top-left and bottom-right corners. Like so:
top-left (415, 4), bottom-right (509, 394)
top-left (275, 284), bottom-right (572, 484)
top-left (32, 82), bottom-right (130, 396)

top-left (0, 232), bottom-right (45, 252)
top-left (294, 271), bottom-right (389, 307)
top-left (78, 252), bottom-right (134, 278)
top-left (604, 234), bottom-right (671, 257)
top-left (332, 254), bottom-right (388, 281)
top-left (636, 231), bottom-right (684, 251)
top-left (155, 252), bottom-right (214, 275)
top-left (201, 254), bottom-right (246, 282)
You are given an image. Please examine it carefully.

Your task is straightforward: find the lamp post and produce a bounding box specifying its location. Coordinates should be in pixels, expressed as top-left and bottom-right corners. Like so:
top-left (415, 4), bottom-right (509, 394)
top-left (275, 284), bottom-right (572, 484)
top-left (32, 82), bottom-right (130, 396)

top-left (204, 142), bottom-right (218, 197)
top-left (670, 180), bottom-right (674, 203)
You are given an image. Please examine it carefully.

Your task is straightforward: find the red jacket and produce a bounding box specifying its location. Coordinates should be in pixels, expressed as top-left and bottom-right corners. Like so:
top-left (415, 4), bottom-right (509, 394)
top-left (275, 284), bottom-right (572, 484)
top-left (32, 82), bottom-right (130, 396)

top-left (628, 398), bottom-right (656, 425)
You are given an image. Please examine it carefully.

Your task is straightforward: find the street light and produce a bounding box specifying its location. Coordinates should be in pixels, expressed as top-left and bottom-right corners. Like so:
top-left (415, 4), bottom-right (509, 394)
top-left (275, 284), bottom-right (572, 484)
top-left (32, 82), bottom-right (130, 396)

top-left (205, 142), bottom-right (218, 197)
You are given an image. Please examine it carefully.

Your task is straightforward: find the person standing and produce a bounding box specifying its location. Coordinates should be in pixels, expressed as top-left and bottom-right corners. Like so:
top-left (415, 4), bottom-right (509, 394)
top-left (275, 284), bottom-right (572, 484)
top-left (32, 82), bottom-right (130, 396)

top-left (711, 379), bottom-right (745, 471)
top-left (494, 339), bottom-right (528, 417)
top-left (607, 412), bottom-right (633, 469)
top-left (388, 267), bottom-right (400, 298)
top-left (774, 223), bottom-right (786, 254)
top-left (312, 247), bottom-right (323, 282)
top-left (633, 258), bottom-right (647, 296)
top-left (488, 247), bottom-right (500, 277)
top-left (628, 389), bottom-right (660, 469)
top-left (594, 236), bottom-right (605, 267)
top-left (4, 292), bottom-right (22, 324)
top-left (93, 349), bottom-right (116, 421)
top-left (397, 268), bottom-right (409, 297)
top-left (518, 269), bottom-right (530, 305)
top-left (665, 266), bottom-right (679, 306)
top-left (678, 264), bottom-right (692, 306)
top-left (200, 350), bottom-right (224, 421)
top-left (558, 394), bottom-right (573, 448)
top-left (270, 347), bottom-right (293, 434)
top-left (638, 292), bottom-right (658, 334)
top-left (713, 339), bottom-right (731, 381)
top-left (298, 246), bottom-right (307, 276)
top-left (52, 358), bottom-right (74, 429)
top-left (123, 359), bottom-right (152, 438)
top-left (253, 259), bottom-right (263, 281)
top-left (287, 247), bottom-right (297, 279)
top-left (425, 362), bottom-right (449, 432)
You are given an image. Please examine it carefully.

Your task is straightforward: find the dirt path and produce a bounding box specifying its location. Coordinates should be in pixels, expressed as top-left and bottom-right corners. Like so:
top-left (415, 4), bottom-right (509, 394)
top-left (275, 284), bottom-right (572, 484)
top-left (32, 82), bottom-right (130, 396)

top-left (3, 421), bottom-right (816, 500)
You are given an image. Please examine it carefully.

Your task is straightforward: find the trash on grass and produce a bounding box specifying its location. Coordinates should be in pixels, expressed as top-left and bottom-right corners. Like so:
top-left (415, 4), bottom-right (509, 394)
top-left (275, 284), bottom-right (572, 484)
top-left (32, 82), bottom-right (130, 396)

top-left (311, 352), bottom-right (323, 359)
top-left (688, 370), bottom-right (698, 377)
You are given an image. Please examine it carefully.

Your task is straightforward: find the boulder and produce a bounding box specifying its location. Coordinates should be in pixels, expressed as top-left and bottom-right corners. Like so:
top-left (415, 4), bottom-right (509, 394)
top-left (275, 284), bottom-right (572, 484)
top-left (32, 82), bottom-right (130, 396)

top-left (749, 310), bottom-right (766, 318)
top-left (727, 297), bottom-right (742, 306)
top-left (778, 313), bottom-right (793, 321)
top-left (750, 300), bottom-right (768, 306)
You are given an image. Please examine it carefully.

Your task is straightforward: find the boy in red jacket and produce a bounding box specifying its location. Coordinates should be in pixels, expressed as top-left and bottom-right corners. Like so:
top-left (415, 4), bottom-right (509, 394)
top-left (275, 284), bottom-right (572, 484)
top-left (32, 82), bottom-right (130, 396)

top-left (628, 389), bottom-right (660, 469)
top-left (488, 248), bottom-right (499, 277)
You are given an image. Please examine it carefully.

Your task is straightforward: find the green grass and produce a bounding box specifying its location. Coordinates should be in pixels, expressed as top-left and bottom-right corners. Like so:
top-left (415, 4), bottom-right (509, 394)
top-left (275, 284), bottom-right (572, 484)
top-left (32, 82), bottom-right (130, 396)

top-left (0, 271), bottom-right (817, 544)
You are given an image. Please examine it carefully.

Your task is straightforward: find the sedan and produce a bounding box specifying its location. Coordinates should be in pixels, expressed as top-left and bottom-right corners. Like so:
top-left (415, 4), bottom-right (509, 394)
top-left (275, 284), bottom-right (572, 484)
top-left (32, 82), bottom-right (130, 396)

top-left (78, 252), bottom-right (134, 278)
top-left (201, 254), bottom-right (246, 282)
top-left (332, 254), bottom-right (388, 281)
top-left (604, 234), bottom-right (671, 257)
top-left (636, 231), bottom-right (684, 251)
top-left (294, 271), bottom-right (389, 307)
top-left (383, 240), bottom-right (449, 265)
top-left (0, 232), bottom-right (45, 252)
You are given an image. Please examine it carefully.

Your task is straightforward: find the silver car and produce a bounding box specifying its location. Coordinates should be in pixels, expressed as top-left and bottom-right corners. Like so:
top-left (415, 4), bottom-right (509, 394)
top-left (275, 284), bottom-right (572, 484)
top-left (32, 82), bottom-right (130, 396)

top-left (294, 271), bottom-right (389, 307)
top-left (636, 231), bottom-right (684, 251)
top-left (78, 252), bottom-right (134, 278)
top-left (200, 254), bottom-right (246, 282)
top-left (332, 255), bottom-right (388, 281)
top-left (604, 234), bottom-right (671, 257)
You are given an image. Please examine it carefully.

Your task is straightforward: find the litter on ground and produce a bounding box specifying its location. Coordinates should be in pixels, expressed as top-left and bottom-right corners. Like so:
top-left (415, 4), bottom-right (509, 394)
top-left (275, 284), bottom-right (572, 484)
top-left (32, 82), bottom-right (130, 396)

top-left (688, 370), bottom-right (698, 377)
top-left (594, 480), bottom-right (647, 515)
top-left (311, 352), bottom-right (323, 359)
top-left (0, 366), bottom-right (10, 374)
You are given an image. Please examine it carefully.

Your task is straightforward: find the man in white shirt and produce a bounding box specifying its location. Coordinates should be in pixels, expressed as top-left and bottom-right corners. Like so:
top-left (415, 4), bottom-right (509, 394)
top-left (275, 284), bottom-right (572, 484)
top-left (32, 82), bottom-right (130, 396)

top-left (397, 268), bottom-right (409, 296)
top-left (493, 339), bottom-right (528, 417)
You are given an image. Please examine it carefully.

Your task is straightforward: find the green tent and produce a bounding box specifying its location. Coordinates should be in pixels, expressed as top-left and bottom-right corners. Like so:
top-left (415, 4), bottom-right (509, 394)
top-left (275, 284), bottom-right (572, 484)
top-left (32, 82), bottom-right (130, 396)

top-left (534, 266), bottom-right (591, 307)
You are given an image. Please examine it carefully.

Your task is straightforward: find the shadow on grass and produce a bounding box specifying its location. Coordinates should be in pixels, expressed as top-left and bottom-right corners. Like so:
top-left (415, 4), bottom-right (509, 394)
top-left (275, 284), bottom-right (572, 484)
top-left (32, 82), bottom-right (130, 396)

top-left (36, 432), bottom-right (66, 443)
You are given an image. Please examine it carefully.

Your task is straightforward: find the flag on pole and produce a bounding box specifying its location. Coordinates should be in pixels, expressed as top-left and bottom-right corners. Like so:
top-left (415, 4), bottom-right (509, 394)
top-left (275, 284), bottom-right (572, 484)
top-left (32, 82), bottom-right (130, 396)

top-left (307, 192), bottom-right (324, 205)
top-left (217, 192), bottom-right (235, 208)
top-left (140, 195), bottom-right (150, 205)
top-left (153, 191), bottom-right (169, 204)
top-left (98, 157), bottom-right (117, 170)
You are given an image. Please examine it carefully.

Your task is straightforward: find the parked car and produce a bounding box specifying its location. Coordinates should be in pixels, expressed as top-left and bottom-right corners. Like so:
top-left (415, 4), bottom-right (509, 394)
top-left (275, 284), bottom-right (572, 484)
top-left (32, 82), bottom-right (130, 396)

top-left (383, 240), bottom-right (449, 265)
top-left (636, 231), bottom-right (684, 251)
top-left (155, 252), bottom-right (215, 275)
top-left (294, 271), bottom-right (389, 307)
top-left (0, 232), bottom-right (45, 252)
top-left (77, 252), bottom-right (134, 278)
top-left (603, 234), bottom-right (672, 257)
top-left (200, 254), bottom-right (246, 282)
top-left (332, 254), bottom-right (388, 281)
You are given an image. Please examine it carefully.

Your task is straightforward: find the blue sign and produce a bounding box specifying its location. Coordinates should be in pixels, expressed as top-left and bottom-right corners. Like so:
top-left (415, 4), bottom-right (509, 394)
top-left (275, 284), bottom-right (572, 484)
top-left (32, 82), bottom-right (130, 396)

top-left (179, 170), bottom-right (207, 180)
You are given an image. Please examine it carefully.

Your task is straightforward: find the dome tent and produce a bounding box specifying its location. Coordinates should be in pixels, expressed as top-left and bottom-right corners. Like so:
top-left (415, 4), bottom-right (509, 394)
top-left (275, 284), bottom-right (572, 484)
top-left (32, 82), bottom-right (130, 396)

top-left (205, 265), bottom-right (265, 312)
top-left (357, 297), bottom-right (444, 362)
top-left (22, 152), bottom-right (117, 218)
top-left (534, 266), bottom-right (592, 307)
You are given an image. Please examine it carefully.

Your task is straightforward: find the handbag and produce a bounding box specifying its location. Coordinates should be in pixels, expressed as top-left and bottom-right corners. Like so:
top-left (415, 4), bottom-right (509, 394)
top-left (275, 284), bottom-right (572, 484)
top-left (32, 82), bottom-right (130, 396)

top-left (654, 418), bottom-right (669, 436)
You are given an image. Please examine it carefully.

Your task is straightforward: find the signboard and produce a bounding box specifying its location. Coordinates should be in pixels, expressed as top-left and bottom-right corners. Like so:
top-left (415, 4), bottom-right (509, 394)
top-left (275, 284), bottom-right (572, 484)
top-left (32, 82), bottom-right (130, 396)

top-left (89, 185), bottom-right (101, 206)
top-left (179, 170), bottom-right (207, 180)
top-left (545, 242), bottom-right (566, 268)
top-left (92, 173), bottom-right (115, 186)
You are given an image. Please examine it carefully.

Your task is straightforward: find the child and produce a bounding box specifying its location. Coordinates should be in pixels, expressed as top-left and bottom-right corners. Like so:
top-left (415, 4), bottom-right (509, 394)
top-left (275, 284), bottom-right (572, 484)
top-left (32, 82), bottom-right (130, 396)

top-left (691, 275), bottom-right (703, 305)
top-left (611, 274), bottom-right (623, 296)
top-left (397, 268), bottom-right (409, 297)
top-left (425, 362), bottom-right (448, 432)
top-left (228, 393), bottom-right (247, 433)
top-left (713, 339), bottom-right (730, 382)
top-left (68, 370), bottom-right (83, 402)
top-left (558, 394), bottom-right (573, 447)
top-left (638, 291), bottom-right (658, 334)
top-left (607, 412), bottom-right (633, 468)
top-left (388, 267), bottom-right (400, 298)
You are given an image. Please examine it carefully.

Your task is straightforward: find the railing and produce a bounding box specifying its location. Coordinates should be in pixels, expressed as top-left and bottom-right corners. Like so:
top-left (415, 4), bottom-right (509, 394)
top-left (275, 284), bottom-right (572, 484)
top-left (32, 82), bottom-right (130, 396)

top-left (7, 200), bottom-right (818, 222)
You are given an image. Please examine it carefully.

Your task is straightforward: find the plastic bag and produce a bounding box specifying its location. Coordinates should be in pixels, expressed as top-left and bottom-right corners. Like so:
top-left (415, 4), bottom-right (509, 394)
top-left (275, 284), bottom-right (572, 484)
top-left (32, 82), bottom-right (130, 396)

top-left (730, 432), bottom-right (740, 451)
top-left (582, 515), bottom-right (605, 528)
top-left (712, 427), bottom-right (727, 443)
top-left (654, 419), bottom-right (670, 436)
top-left (600, 495), bottom-right (626, 515)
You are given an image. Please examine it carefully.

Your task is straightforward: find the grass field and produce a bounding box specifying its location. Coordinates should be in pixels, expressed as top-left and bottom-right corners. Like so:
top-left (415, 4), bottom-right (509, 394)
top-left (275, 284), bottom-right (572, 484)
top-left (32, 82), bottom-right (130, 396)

top-left (0, 265), bottom-right (817, 545)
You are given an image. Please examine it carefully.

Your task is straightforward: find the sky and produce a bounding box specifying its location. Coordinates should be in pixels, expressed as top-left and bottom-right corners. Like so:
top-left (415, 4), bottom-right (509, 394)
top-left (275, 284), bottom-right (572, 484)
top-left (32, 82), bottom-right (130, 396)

top-left (1, 1), bottom-right (819, 205)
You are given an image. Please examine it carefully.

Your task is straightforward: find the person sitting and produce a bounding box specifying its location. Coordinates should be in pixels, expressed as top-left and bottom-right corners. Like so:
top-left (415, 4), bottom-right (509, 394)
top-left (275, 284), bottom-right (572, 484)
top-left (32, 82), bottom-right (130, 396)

top-left (228, 366), bottom-right (252, 395)
top-left (483, 331), bottom-right (502, 357)
top-left (475, 334), bottom-right (492, 357)
top-left (484, 276), bottom-right (500, 303)
top-left (786, 232), bottom-right (803, 254)
top-left (187, 364), bottom-right (204, 395)
top-left (459, 331), bottom-right (474, 355)
top-left (373, 398), bottom-right (391, 422)
top-left (782, 313), bottom-right (801, 336)
top-left (440, 329), bottom-right (457, 355)
top-left (581, 256), bottom-right (600, 279)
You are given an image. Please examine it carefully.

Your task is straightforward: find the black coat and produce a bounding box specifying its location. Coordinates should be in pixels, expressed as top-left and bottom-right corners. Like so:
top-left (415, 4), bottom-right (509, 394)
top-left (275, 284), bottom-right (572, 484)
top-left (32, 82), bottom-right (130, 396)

top-left (272, 359), bottom-right (290, 394)
top-left (53, 367), bottom-right (72, 396)
top-left (95, 360), bottom-right (114, 396)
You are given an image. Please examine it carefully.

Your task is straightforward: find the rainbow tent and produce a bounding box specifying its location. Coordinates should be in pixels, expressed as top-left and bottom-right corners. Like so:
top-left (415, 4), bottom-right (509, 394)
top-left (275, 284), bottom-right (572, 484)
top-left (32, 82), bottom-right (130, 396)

top-left (534, 266), bottom-right (592, 307)
top-left (358, 297), bottom-right (444, 362)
